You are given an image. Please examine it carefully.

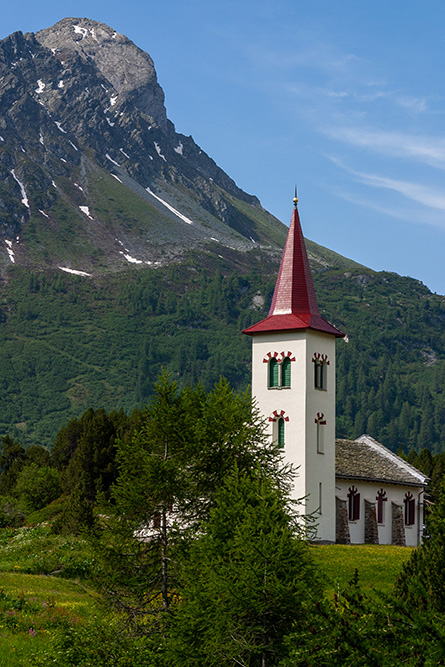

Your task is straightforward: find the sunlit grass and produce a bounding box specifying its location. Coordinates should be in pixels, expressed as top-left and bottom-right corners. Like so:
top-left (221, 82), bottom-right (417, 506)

top-left (0, 572), bottom-right (100, 666)
top-left (311, 543), bottom-right (414, 596)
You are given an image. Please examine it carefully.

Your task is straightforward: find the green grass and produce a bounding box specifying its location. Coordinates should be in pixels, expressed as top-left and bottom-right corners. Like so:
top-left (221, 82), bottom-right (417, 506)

top-left (0, 525), bottom-right (95, 579)
top-left (0, 522), bottom-right (418, 665)
top-left (0, 572), bottom-right (99, 666)
top-left (311, 543), bottom-right (414, 596)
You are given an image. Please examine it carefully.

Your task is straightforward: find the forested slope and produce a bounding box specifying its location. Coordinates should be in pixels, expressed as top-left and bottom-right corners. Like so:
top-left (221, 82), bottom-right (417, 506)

top-left (1, 258), bottom-right (444, 453)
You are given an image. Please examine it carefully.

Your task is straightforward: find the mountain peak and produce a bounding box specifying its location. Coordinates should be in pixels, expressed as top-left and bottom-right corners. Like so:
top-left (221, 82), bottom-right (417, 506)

top-left (35, 18), bottom-right (167, 131)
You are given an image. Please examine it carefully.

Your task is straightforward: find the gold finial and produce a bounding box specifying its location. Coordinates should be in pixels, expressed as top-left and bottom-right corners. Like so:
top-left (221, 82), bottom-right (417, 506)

top-left (293, 185), bottom-right (298, 207)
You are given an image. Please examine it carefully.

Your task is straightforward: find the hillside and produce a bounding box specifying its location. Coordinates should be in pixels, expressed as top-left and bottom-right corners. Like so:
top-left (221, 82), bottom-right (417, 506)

top-left (0, 18), bottom-right (444, 453)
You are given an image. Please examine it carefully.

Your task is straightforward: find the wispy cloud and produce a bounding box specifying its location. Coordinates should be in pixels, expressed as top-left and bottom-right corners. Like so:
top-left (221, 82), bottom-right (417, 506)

top-left (332, 187), bottom-right (445, 231)
top-left (324, 127), bottom-right (445, 167)
top-left (331, 156), bottom-right (445, 208)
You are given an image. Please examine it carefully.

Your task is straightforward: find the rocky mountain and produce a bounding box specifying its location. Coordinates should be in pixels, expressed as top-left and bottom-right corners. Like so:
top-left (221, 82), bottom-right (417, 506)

top-left (0, 17), bottom-right (359, 277)
top-left (0, 19), bottom-right (444, 455)
top-left (0, 17), bottom-right (368, 279)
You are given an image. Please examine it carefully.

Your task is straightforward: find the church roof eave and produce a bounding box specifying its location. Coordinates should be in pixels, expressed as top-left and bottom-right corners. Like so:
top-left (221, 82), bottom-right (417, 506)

top-left (242, 313), bottom-right (344, 337)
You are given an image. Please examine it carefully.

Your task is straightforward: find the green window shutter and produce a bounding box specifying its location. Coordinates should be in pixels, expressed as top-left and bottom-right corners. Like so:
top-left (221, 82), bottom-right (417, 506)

top-left (282, 357), bottom-right (291, 387)
top-left (278, 418), bottom-right (285, 447)
top-left (269, 359), bottom-right (279, 387)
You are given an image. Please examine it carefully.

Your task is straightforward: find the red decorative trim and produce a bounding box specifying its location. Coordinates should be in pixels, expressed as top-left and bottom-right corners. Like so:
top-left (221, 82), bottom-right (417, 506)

top-left (269, 410), bottom-right (290, 423)
top-left (263, 351), bottom-right (296, 363)
top-left (312, 352), bottom-right (330, 365)
top-left (314, 412), bottom-right (326, 425)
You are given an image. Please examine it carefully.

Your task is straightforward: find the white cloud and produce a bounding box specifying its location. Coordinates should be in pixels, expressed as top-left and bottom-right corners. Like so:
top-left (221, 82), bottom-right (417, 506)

top-left (324, 127), bottom-right (445, 167)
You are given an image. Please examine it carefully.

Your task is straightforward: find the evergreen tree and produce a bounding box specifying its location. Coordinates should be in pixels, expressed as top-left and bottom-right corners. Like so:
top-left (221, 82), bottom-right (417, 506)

top-left (93, 374), bottom-right (287, 637)
top-left (166, 469), bottom-right (319, 667)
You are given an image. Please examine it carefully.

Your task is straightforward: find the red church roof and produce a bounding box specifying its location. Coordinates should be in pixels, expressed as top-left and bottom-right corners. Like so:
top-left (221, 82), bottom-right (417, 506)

top-left (243, 200), bottom-right (344, 337)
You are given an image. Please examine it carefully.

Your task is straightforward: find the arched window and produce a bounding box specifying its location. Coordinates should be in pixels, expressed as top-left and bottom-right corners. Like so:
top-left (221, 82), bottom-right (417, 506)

top-left (348, 485), bottom-right (360, 521)
top-left (315, 412), bottom-right (326, 454)
top-left (404, 492), bottom-right (415, 526)
top-left (282, 357), bottom-right (291, 387)
top-left (313, 353), bottom-right (329, 390)
top-left (277, 417), bottom-right (285, 448)
top-left (376, 489), bottom-right (387, 524)
top-left (269, 358), bottom-right (279, 388)
top-left (268, 355), bottom-right (292, 388)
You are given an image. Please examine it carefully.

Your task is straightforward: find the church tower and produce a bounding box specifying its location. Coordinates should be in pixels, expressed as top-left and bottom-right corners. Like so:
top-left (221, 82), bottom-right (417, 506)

top-left (243, 194), bottom-right (343, 541)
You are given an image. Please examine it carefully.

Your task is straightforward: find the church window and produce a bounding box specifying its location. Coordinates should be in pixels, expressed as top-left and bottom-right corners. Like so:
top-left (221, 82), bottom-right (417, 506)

top-left (269, 358), bottom-right (279, 387)
top-left (348, 486), bottom-right (360, 521)
top-left (277, 417), bottom-right (285, 448)
top-left (313, 353), bottom-right (329, 391)
top-left (376, 489), bottom-right (387, 524)
top-left (315, 412), bottom-right (326, 454)
top-left (314, 359), bottom-right (327, 390)
top-left (282, 356), bottom-right (291, 387)
top-left (404, 492), bottom-right (415, 526)
top-left (267, 355), bottom-right (293, 389)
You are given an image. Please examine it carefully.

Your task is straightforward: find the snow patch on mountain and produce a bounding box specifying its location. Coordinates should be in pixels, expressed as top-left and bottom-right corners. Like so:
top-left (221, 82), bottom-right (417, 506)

top-left (10, 169), bottom-right (29, 208)
top-left (146, 187), bottom-right (193, 225)
top-left (79, 206), bottom-right (93, 219)
top-left (154, 142), bottom-right (166, 162)
top-left (59, 266), bottom-right (92, 276)
top-left (5, 240), bottom-right (15, 263)
top-left (106, 153), bottom-right (120, 167)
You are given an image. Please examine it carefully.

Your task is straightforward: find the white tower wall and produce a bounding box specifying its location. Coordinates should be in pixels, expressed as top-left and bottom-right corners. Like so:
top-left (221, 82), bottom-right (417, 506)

top-left (251, 329), bottom-right (336, 541)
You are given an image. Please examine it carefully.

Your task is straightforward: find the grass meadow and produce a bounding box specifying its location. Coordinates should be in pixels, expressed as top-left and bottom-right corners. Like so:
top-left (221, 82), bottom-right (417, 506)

top-left (0, 525), bottom-right (415, 665)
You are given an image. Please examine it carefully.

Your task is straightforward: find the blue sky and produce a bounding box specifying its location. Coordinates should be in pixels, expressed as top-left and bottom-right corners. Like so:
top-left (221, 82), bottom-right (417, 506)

top-left (3, 1), bottom-right (445, 294)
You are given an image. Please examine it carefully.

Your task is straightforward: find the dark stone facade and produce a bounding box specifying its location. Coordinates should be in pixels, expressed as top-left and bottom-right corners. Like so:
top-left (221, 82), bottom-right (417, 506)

top-left (335, 496), bottom-right (350, 544)
top-left (364, 500), bottom-right (379, 544)
top-left (391, 502), bottom-right (406, 546)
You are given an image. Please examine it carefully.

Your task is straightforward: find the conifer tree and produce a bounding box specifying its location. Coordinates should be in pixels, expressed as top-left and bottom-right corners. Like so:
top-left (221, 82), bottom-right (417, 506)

top-left (93, 374), bottom-right (288, 637)
top-left (166, 469), bottom-right (318, 667)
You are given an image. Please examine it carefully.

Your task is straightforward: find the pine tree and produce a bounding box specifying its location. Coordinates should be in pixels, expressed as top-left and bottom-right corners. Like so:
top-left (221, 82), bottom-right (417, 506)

top-left (166, 469), bottom-right (319, 667)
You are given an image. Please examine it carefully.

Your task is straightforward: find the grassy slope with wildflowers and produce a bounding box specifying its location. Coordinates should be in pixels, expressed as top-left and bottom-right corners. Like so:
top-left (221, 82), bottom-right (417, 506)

top-left (0, 525), bottom-right (416, 665)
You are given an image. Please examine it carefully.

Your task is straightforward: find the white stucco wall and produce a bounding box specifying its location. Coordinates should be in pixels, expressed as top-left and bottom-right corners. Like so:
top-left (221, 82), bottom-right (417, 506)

top-left (336, 479), bottom-right (425, 546)
top-left (250, 329), bottom-right (337, 542)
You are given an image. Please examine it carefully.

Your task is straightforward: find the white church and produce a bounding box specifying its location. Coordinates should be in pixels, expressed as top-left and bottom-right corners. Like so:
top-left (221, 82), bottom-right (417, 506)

top-left (243, 195), bottom-right (428, 546)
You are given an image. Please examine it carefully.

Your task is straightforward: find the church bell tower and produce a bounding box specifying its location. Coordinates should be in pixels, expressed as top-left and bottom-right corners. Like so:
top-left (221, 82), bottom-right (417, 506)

top-left (243, 194), bottom-right (344, 541)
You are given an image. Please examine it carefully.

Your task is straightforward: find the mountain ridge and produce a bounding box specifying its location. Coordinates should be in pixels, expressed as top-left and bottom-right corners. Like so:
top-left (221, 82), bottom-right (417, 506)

top-left (0, 17), bottom-right (363, 277)
top-left (0, 18), bottom-right (444, 456)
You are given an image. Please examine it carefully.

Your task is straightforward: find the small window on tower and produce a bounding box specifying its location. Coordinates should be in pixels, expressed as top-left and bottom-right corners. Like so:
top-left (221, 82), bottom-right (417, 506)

top-left (277, 417), bottom-right (285, 448)
top-left (282, 357), bottom-right (291, 387)
top-left (314, 359), bottom-right (327, 390)
top-left (315, 412), bottom-right (326, 454)
top-left (269, 358), bottom-right (279, 388)
top-left (267, 355), bottom-right (292, 389)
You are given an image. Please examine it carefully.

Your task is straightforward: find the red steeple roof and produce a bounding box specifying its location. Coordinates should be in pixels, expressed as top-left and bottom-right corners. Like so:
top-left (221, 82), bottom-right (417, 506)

top-left (243, 200), bottom-right (344, 337)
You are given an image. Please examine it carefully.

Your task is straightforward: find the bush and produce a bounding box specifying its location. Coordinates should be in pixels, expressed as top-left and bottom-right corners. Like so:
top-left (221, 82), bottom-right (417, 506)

top-left (15, 463), bottom-right (62, 512)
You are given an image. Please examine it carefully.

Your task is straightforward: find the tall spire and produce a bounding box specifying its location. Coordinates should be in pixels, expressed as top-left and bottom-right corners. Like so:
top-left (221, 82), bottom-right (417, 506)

top-left (243, 195), bottom-right (343, 337)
